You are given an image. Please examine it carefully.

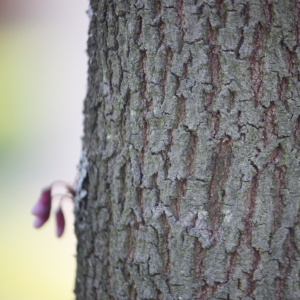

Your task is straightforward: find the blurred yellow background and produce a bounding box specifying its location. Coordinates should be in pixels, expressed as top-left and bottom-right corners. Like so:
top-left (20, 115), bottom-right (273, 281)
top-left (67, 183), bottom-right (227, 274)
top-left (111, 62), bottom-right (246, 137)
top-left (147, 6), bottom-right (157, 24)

top-left (0, 1), bottom-right (88, 299)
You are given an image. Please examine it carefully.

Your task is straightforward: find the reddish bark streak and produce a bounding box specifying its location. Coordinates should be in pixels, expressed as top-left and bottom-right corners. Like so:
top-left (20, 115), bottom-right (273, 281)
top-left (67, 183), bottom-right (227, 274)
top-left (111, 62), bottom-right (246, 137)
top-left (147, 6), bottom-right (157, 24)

top-left (157, 289), bottom-right (163, 300)
top-left (276, 229), bottom-right (297, 299)
top-left (188, 133), bottom-right (197, 178)
top-left (140, 50), bottom-right (147, 99)
top-left (242, 2), bottom-right (250, 26)
top-left (208, 22), bottom-right (221, 95)
top-left (167, 129), bottom-right (174, 152)
top-left (229, 90), bottom-right (235, 111)
top-left (162, 48), bottom-right (173, 103)
top-left (262, 0), bottom-right (273, 27)
top-left (293, 115), bottom-right (300, 147)
top-left (152, 173), bottom-right (160, 205)
top-left (274, 167), bottom-right (285, 232)
top-left (173, 198), bottom-right (180, 220)
top-left (119, 163), bottom-right (127, 213)
top-left (275, 277), bottom-right (283, 300)
top-left (212, 111), bottom-right (220, 138)
top-left (247, 248), bottom-right (261, 297)
top-left (206, 20), bottom-right (221, 140)
top-left (244, 173), bottom-right (259, 244)
top-left (175, 0), bottom-right (185, 44)
top-left (209, 136), bottom-right (232, 231)
top-left (210, 47), bottom-right (221, 94)
top-left (284, 44), bottom-right (296, 75)
top-left (243, 162), bottom-right (260, 297)
top-left (174, 74), bottom-right (180, 94)
top-left (277, 77), bottom-right (289, 101)
top-left (243, 146), bottom-right (282, 296)
top-left (294, 0), bottom-right (300, 45)
top-left (155, 0), bottom-right (162, 17)
top-left (141, 121), bottom-right (150, 169)
top-left (177, 96), bottom-right (187, 127)
top-left (173, 179), bottom-right (186, 220)
top-left (204, 92), bottom-right (214, 110)
top-left (164, 134), bottom-right (172, 178)
top-left (250, 23), bottom-right (264, 107)
top-left (137, 188), bottom-right (145, 225)
top-left (146, 99), bottom-right (153, 113)
top-left (198, 282), bottom-right (220, 300)
top-left (227, 233), bottom-right (242, 281)
top-left (127, 225), bottom-right (136, 262)
top-left (263, 102), bottom-right (276, 147)
top-left (268, 145), bottom-right (282, 166)
top-left (136, 16), bottom-right (143, 43)
top-left (208, 21), bottom-right (221, 94)
top-left (194, 239), bottom-right (205, 280)
top-left (216, 0), bottom-right (223, 16)
top-left (162, 212), bottom-right (171, 280)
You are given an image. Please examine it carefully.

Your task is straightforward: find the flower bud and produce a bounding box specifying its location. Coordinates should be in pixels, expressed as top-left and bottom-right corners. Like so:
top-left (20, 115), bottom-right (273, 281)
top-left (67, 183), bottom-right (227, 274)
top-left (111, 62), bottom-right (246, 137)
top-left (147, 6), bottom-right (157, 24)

top-left (33, 215), bottom-right (48, 228)
top-left (55, 206), bottom-right (65, 237)
top-left (32, 187), bottom-right (52, 228)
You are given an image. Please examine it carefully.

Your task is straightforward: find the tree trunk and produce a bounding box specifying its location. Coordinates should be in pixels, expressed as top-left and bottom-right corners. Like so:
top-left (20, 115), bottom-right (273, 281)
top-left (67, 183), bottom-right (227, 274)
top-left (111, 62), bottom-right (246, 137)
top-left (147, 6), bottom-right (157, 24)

top-left (75, 0), bottom-right (300, 299)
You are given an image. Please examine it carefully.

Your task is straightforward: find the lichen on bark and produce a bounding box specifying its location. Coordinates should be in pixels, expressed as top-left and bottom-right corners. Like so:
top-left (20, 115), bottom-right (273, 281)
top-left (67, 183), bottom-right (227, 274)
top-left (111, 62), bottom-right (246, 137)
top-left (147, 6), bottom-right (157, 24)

top-left (75, 1), bottom-right (300, 299)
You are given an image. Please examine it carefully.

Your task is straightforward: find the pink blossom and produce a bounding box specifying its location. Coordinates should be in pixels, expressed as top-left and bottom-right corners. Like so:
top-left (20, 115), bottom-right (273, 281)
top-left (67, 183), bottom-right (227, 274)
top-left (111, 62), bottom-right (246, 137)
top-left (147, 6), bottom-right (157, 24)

top-left (32, 187), bottom-right (52, 228)
top-left (55, 206), bottom-right (65, 237)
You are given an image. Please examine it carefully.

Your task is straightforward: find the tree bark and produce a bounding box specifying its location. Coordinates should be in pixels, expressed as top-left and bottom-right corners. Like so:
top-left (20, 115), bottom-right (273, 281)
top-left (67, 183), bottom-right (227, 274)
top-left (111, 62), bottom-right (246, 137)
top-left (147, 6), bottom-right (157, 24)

top-left (75, 0), bottom-right (300, 299)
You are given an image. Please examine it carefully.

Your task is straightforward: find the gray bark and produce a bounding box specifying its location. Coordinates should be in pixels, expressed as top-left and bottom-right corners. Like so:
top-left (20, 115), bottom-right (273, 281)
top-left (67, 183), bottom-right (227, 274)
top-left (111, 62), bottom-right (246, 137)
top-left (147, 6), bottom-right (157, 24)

top-left (75, 0), bottom-right (300, 299)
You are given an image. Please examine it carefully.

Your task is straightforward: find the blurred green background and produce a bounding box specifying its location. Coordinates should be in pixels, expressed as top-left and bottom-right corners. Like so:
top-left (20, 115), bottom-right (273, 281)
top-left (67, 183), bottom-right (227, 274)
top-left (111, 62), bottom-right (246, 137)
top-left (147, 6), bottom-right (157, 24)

top-left (0, 1), bottom-right (88, 299)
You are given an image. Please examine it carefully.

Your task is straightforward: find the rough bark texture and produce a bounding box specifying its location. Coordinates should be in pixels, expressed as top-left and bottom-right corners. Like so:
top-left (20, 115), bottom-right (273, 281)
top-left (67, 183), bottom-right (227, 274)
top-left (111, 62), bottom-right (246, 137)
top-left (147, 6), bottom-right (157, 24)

top-left (75, 1), bottom-right (300, 299)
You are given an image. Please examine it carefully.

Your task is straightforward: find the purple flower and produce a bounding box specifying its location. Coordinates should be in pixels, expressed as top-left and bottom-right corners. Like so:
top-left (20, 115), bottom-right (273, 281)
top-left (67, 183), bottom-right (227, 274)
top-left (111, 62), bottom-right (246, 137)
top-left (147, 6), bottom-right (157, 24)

top-left (32, 187), bottom-right (52, 228)
top-left (32, 181), bottom-right (74, 238)
top-left (55, 206), bottom-right (65, 237)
